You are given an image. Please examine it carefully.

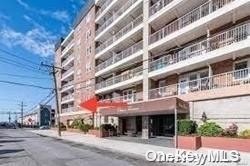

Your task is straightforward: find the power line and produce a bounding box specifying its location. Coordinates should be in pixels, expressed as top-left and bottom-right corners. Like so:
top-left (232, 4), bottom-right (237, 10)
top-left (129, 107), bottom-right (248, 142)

top-left (0, 59), bottom-right (48, 75)
top-left (0, 47), bottom-right (41, 66)
top-left (0, 80), bottom-right (53, 90)
top-left (41, 94), bottom-right (55, 106)
top-left (0, 72), bottom-right (51, 80)
top-left (26, 90), bottom-right (54, 113)
top-left (0, 55), bottom-right (40, 70)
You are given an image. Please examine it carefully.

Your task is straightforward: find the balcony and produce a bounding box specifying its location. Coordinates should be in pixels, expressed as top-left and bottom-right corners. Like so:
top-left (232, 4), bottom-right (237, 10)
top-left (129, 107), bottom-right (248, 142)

top-left (62, 54), bottom-right (74, 67)
top-left (62, 107), bottom-right (74, 113)
top-left (100, 92), bottom-right (143, 104)
top-left (149, 0), bottom-right (174, 17)
top-left (61, 41), bottom-right (74, 57)
top-left (96, 15), bottom-right (143, 56)
top-left (149, 67), bottom-right (250, 100)
top-left (61, 94), bottom-right (74, 103)
top-left (96, 0), bottom-right (112, 19)
top-left (149, 0), bottom-right (235, 45)
top-left (61, 67), bottom-right (74, 80)
top-left (149, 23), bottom-right (250, 73)
top-left (96, 0), bottom-right (138, 36)
top-left (96, 66), bottom-right (143, 91)
top-left (96, 41), bottom-right (143, 74)
top-left (61, 80), bottom-right (74, 92)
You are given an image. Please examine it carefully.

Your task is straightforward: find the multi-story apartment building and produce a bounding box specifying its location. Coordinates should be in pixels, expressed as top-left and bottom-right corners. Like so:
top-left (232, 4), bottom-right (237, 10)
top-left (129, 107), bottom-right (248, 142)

top-left (94, 0), bottom-right (250, 139)
top-left (55, 1), bottom-right (96, 126)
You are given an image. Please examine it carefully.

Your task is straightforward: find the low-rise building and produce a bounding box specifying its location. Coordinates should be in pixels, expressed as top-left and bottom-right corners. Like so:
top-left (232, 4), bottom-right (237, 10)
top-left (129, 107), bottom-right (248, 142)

top-left (21, 105), bottom-right (52, 127)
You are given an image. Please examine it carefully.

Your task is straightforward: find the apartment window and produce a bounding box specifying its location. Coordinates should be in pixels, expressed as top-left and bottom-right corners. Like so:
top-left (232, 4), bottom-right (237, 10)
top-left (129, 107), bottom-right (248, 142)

top-left (86, 46), bottom-right (92, 56)
top-left (235, 61), bottom-right (248, 70)
top-left (179, 69), bottom-right (209, 94)
top-left (86, 30), bottom-right (91, 40)
top-left (123, 89), bottom-right (135, 102)
top-left (85, 62), bottom-right (92, 72)
top-left (234, 60), bottom-right (249, 80)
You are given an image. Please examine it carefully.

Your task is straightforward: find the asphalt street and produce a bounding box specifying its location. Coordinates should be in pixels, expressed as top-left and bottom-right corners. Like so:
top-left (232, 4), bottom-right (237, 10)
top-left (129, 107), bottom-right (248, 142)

top-left (0, 129), bottom-right (178, 166)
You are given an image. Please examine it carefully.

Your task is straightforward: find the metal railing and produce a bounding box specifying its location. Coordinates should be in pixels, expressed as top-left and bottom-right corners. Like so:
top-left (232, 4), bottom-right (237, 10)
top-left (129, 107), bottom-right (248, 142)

top-left (62, 55), bottom-right (74, 67)
top-left (100, 92), bottom-right (143, 104)
top-left (62, 94), bottom-right (74, 102)
top-left (96, 66), bottom-right (143, 90)
top-left (61, 80), bottom-right (74, 91)
top-left (61, 67), bottom-right (74, 79)
top-left (149, 0), bottom-right (234, 44)
top-left (150, 23), bottom-right (250, 71)
top-left (96, 15), bottom-right (143, 54)
top-left (62, 107), bottom-right (74, 113)
top-left (149, 0), bottom-right (174, 17)
top-left (96, 0), bottom-right (113, 18)
top-left (96, 0), bottom-right (138, 36)
top-left (61, 41), bottom-right (74, 57)
top-left (96, 41), bottom-right (143, 72)
top-left (149, 67), bottom-right (250, 99)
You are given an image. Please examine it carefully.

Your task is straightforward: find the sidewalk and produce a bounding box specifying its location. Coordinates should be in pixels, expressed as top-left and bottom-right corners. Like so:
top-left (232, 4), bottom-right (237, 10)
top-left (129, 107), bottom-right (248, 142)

top-left (30, 130), bottom-right (250, 166)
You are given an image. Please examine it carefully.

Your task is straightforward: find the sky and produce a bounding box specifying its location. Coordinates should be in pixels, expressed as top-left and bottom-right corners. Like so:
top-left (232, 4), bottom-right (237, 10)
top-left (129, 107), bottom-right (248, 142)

top-left (0, 0), bottom-right (86, 122)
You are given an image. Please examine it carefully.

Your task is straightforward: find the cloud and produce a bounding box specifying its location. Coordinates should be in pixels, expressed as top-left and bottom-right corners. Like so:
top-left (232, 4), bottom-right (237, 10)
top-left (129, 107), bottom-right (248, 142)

top-left (40, 10), bottom-right (70, 23)
top-left (70, 0), bottom-right (86, 5)
top-left (16, 0), bottom-right (30, 10)
top-left (0, 14), bottom-right (9, 21)
top-left (17, 0), bottom-right (70, 24)
top-left (0, 25), bottom-right (57, 57)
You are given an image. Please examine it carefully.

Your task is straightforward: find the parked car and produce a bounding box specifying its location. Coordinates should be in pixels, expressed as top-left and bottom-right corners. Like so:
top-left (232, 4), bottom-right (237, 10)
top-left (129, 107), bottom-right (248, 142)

top-left (39, 126), bottom-right (50, 130)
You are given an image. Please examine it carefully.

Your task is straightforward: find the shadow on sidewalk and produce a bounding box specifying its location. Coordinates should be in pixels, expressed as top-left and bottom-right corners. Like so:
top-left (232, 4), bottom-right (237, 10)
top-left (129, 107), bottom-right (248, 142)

top-left (0, 149), bottom-right (24, 155)
top-left (0, 140), bottom-right (24, 144)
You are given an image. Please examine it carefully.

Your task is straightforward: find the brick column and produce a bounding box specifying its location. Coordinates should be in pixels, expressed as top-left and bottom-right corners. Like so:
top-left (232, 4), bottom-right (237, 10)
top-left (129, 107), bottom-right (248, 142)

top-left (142, 116), bottom-right (150, 139)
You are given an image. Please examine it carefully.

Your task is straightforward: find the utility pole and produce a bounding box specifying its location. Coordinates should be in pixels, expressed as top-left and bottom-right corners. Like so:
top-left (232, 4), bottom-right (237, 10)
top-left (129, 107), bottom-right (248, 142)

top-left (21, 102), bottom-right (23, 127)
top-left (18, 102), bottom-right (27, 128)
top-left (41, 62), bottom-right (62, 137)
top-left (8, 112), bottom-right (11, 123)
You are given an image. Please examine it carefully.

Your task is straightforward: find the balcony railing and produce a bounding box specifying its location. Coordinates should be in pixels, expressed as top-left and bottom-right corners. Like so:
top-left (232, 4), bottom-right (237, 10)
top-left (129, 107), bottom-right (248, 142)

top-left (62, 55), bottom-right (74, 67)
top-left (96, 66), bottom-right (143, 90)
top-left (61, 81), bottom-right (74, 91)
top-left (149, 0), bottom-right (234, 44)
top-left (149, 0), bottom-right (174, 17)
top-left (96, 0), bottom-right (113, 18)
top-left (62, 107), bottom-right (74, 113)
top-left (149, 67), bottom-right (250, 99)
top-left (96, 0), bottom-right (138, 36)
top-left (62, 94), bottom-right (74, 102)
top-left (100, 92), bottom-right (143, 104)
top-left (96, 15), bottom-right (143, 54)
top-left (150, 23), bottom-right (250, 71)
top-left (61, 41), bottom-right (74, 56)
top-left (61, 67), bottom-right (74, 79)
top-left (96, 41), bottom-right (143, 72)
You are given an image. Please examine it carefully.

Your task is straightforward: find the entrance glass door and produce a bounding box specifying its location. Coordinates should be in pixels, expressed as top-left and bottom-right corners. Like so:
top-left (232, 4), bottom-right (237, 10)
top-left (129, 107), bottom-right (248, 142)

top-left (179, 78), bottom-right (189, 95)
top-left (151, 115), bottom-right (174, 137)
